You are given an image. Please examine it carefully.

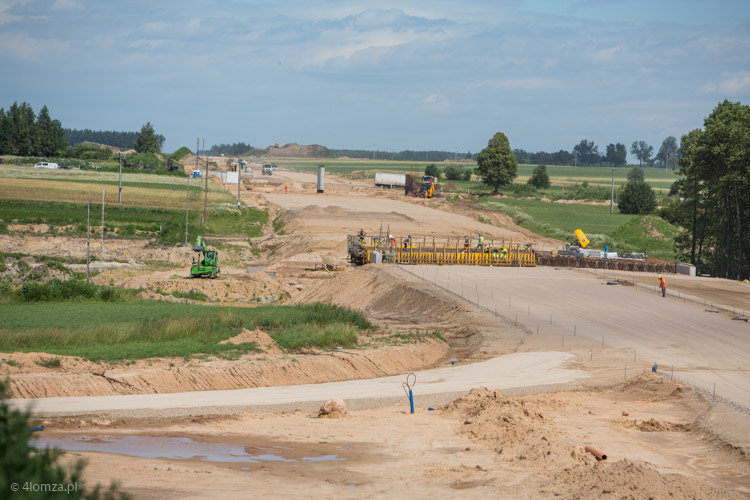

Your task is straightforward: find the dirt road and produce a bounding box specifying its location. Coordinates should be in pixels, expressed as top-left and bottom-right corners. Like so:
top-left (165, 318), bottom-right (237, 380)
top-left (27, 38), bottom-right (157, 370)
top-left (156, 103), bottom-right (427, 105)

top-left (406, 265), bottom-right (750, 410)
top-left (10, 351), bottom-right (583, 414)
top-left (264, 193), bottom-right (560, 250)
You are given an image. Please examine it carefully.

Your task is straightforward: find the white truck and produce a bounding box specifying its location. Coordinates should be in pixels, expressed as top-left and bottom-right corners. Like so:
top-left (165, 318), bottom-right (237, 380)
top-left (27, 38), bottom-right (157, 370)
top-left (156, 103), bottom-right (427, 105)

top-left (374, 172), bottom-right (406, 188)
top-left (34, 162), bottom-right (59, 169)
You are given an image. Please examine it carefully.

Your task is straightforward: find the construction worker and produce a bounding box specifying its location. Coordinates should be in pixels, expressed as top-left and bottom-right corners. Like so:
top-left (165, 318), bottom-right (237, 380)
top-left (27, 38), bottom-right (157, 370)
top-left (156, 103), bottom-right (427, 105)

top-left (500, 247), bottom-right (508, 259)
top-left (403, 235), bottom-right (411, 249)
top-left (389, 234), bottom-right (396, 248)
top-left (658, 274), bottom-right (668, 297)
top-left (358, 228), bottom-right (366, 247)
top-left (285, 183), bottom-right (288, 193)
top-left (463, 235), bottom-right (470, 253)
top-left (474, 233), bottom-right (484, 253)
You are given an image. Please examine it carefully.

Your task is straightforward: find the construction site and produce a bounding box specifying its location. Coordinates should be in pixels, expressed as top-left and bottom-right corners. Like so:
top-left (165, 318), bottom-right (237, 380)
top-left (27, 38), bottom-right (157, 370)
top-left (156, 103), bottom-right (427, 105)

top-left (2, 158), bottom-right (750, 499)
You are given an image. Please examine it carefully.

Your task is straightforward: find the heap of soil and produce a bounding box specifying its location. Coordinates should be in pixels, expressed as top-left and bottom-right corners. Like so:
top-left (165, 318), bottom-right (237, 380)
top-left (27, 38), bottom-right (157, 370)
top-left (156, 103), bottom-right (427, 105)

top-left (0, 255), bottom-right (72, 285)
top-left (264, 143), bottom-right (330, 158)
top-left (219, 328), bottom-right (282, 355)
top-left (442, 387), bottom-right (584, 465)
top-left (541, 459), bottom-right (747, 499)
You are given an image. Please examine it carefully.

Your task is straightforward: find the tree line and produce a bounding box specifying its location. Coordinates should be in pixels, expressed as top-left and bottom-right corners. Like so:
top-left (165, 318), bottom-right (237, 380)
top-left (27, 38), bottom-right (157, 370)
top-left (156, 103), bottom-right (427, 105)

top-left (0, 102), bottom-right (66, 156)
top-left (515, 137), bottom-right (680, 168)
top-left (669, 100), bottom-right (750, 280)
top-left (65, 128), bottom-right (165, 151)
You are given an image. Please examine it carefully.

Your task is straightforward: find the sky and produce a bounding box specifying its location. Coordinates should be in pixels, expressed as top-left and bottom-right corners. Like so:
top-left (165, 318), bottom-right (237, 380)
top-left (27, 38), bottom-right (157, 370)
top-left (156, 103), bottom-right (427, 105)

top-left (1, 0), bottom-right (749, 156)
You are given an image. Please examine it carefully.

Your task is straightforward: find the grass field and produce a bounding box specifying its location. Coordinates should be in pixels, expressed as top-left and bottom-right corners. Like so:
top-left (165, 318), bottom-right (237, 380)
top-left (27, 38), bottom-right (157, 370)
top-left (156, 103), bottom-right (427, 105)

top-left (478, 198), bottom-right (679, 259)
top-left (272, 157), bottom-right (681, 191)
top-left (0, 300), bottom-right (373, 360)
top-left (0, 164), bottom-right (266, 244)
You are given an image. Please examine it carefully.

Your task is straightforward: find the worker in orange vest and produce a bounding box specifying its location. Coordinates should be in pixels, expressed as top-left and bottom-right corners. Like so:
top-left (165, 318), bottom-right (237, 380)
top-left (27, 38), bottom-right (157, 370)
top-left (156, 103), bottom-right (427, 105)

top-left (658, 274), bottom-right (668, 297)
top-left (285, 183), bottom-right (288, 193)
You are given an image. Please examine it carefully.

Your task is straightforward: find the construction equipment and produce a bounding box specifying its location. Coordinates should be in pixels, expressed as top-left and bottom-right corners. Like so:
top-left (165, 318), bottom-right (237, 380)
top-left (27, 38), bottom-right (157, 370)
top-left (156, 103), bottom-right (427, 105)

top-left (262, 164), bottom-right (273, 175)
top-left (190, 236), bottom-right (220, 278)
top-left (419, 177), bottom-right (436, 198)
top-left (573, 229), bottom-right (590, 248)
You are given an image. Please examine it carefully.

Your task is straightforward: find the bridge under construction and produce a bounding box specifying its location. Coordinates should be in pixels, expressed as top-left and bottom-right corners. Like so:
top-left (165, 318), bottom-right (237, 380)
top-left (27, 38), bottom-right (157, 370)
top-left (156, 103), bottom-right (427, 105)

top-left (348, 234), bottom-right (682, 274)
top-left (348, 235), bottom-right (536, 267)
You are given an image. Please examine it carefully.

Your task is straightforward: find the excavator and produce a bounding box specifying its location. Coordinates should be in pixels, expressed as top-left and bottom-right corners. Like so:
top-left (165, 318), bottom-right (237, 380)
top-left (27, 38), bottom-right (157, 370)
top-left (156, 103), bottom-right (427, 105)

top-left (419, 176), bottom-right (437, 198)
top-left (190, 236), bottom-right (220, 278)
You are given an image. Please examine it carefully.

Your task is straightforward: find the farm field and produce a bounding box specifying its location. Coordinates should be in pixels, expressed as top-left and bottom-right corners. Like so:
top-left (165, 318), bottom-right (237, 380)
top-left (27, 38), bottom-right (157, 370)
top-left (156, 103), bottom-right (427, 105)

top-left (272, 156), bottom-right (681, 191)
top-left (477, 197), bottom-right (679, 259)
top-left (0, 163), bottom-right (266, 244)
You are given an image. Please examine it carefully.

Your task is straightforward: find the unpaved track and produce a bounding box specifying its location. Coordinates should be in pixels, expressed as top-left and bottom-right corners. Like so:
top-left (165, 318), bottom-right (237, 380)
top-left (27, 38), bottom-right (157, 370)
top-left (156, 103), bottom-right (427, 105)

top-left (10, 352), bottom-right (583, 414)
top-left (407, 265), bottom-right (750, 410)
top-left (264, 193), bottom-right (559, 249)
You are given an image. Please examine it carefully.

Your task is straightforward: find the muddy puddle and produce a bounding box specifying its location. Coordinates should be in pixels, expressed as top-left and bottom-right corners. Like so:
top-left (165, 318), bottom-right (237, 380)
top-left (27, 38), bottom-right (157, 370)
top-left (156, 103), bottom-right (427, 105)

top-left (34, 435), bottom-right (347, 464)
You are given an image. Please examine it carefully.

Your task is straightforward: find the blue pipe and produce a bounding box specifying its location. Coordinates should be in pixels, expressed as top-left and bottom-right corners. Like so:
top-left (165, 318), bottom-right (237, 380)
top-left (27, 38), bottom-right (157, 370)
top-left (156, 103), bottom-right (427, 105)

top-left (409, 389), bottom-right (414, 414)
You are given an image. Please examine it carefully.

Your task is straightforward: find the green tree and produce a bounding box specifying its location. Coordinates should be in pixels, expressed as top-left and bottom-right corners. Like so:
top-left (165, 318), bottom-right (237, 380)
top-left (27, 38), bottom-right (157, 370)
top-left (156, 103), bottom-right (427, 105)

top-left (656, 136), bottom-right (679, 170)
top-left (572, 140), bottom-right (600, 166)
top-left (134, 122), bottom-right (160, 153)
top-left (527, 164), bottom-right (550, 189)
top-left (0, 381), bottom-right (126, 499)
top-left (36, 106), bottom-right (66, 156)
top-left (630, 140), bottom-right (654, 167)
top-left (476, 132), bottom-right (518, 194)
top-left (627, 166), bottom-right (645, 182)
top-left (444, 164), bottom-right (463, 181)
top-left (676, 100), bottom-right (750, 279)
top-left (618, 180), bottom-right (656, 214)
top-left (462, 168), bottom-right (473, 181)
top-left (424, 163), bottom-right (440, 178)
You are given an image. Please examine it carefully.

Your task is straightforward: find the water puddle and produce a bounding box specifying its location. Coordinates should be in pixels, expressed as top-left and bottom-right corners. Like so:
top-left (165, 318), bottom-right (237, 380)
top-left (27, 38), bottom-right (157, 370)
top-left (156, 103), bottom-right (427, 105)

top-left (34, 435), bottom-right (347, 464)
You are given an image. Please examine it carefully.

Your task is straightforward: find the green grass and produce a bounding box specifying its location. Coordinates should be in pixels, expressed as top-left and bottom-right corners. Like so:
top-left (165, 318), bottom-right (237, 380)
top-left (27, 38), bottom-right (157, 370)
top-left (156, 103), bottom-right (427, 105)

top-left (478, 198), bottom-right (678, 259)
top-left (0, 301), bottom-right (373, 360)
top-left (0, 199), bottom-right (267, 243)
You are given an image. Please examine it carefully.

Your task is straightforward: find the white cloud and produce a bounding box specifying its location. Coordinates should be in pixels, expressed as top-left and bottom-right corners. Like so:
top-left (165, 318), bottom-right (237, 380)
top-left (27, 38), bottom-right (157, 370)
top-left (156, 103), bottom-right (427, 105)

top-left (701, 71), bottom-right (750, 94)
top-left (143, 21), bottom-right (169, 34)
top-left (0, 30), bottom-right (69, 60)
top-left (491, 77), bottom-right (563, 90)
top-left (52, 0), bottom-right (82, 10)
top-left (0, 0), bottom-right (24, 24)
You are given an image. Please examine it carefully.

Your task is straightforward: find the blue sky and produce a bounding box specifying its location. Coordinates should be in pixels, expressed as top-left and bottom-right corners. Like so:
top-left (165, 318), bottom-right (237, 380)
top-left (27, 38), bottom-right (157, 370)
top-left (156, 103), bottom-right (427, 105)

top-left (1, 0), bottom-right (749, 156)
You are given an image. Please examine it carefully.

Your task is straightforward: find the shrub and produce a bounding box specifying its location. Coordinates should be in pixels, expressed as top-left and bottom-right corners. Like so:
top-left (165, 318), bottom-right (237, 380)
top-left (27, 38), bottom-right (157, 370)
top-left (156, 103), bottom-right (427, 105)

top-left (618, 180), bottom-right (656, 215)
top-left (527, 165), bottom-right (551, 189)
top-left (627, 166), bottom-right (645, 182)
top-left (462, 168), bottom-right (473, 181)
top-left (424, 163), bottom-right (441, 179)
top-left (444, 164), bottom-right (464, 181)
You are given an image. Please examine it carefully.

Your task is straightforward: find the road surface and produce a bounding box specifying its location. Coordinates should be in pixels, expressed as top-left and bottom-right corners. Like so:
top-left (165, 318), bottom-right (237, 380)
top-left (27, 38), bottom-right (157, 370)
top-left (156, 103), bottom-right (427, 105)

top-left (405, 265), bottom-right (750, 410)
top-left (11, 352), bottom-right (584, 415)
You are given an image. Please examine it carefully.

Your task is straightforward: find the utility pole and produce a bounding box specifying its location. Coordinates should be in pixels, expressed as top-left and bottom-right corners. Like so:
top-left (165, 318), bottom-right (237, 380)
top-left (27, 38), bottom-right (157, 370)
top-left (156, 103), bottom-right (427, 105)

top-left (118, 153), bottom-right (122, 204)
top-left (203, 139), bottom-right (208, 225)
top-left (186, 137), bottom-right (198, 244)
top-left (100, 188), bottom-right (105, 273)
top-left (86, 199), bottom-right (91, 281)
top-left (610, 168), bottom-right (615, 214)
top-left (237, 159), bottom-right (242, 208)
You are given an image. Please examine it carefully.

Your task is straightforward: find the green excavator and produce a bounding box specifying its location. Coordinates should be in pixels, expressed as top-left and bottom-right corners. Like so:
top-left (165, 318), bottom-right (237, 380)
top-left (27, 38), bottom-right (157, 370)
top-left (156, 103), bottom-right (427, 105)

top-left (190, 236), bottom-right (220, 278)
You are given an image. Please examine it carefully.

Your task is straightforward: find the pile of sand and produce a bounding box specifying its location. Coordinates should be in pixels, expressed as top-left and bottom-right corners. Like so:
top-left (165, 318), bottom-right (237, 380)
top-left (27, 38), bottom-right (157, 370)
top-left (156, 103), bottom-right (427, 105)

top-left (219, 328), bottom-right (282, 355)
top-left (442, 387), bottom-right (584, 465)
top-left (540, 459), bottom-right (746, 499)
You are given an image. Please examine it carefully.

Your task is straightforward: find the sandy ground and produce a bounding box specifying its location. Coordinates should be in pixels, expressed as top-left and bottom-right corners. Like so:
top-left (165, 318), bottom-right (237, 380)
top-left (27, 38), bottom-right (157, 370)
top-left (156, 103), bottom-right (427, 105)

top-left (5, 164), bottom-right (750, 498)
top-left (35, 375), bottom-right (750, 499)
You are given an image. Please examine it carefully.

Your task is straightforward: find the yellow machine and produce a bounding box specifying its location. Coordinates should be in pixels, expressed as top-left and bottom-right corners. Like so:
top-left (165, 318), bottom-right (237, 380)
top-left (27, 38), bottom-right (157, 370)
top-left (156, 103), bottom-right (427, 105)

top-left (574, 229), bottom-right (590, 248)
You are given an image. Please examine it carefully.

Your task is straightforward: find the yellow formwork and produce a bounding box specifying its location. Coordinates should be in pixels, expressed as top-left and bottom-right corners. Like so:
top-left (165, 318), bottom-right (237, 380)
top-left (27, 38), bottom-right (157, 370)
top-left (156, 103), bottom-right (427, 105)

top-left (350, 235), bottom-right (536, 267)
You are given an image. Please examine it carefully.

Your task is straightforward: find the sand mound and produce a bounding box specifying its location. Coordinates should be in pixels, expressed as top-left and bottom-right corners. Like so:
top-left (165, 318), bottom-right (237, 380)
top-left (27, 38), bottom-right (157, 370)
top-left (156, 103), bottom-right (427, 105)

top-left (219, 328), bottom-right (282, 355)
top-left (443, 387), bottom-right (583, 464)
top-left (620, 418), bottom-right (689, 432)
top-left (540, 459), bottom-right (746, 499)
